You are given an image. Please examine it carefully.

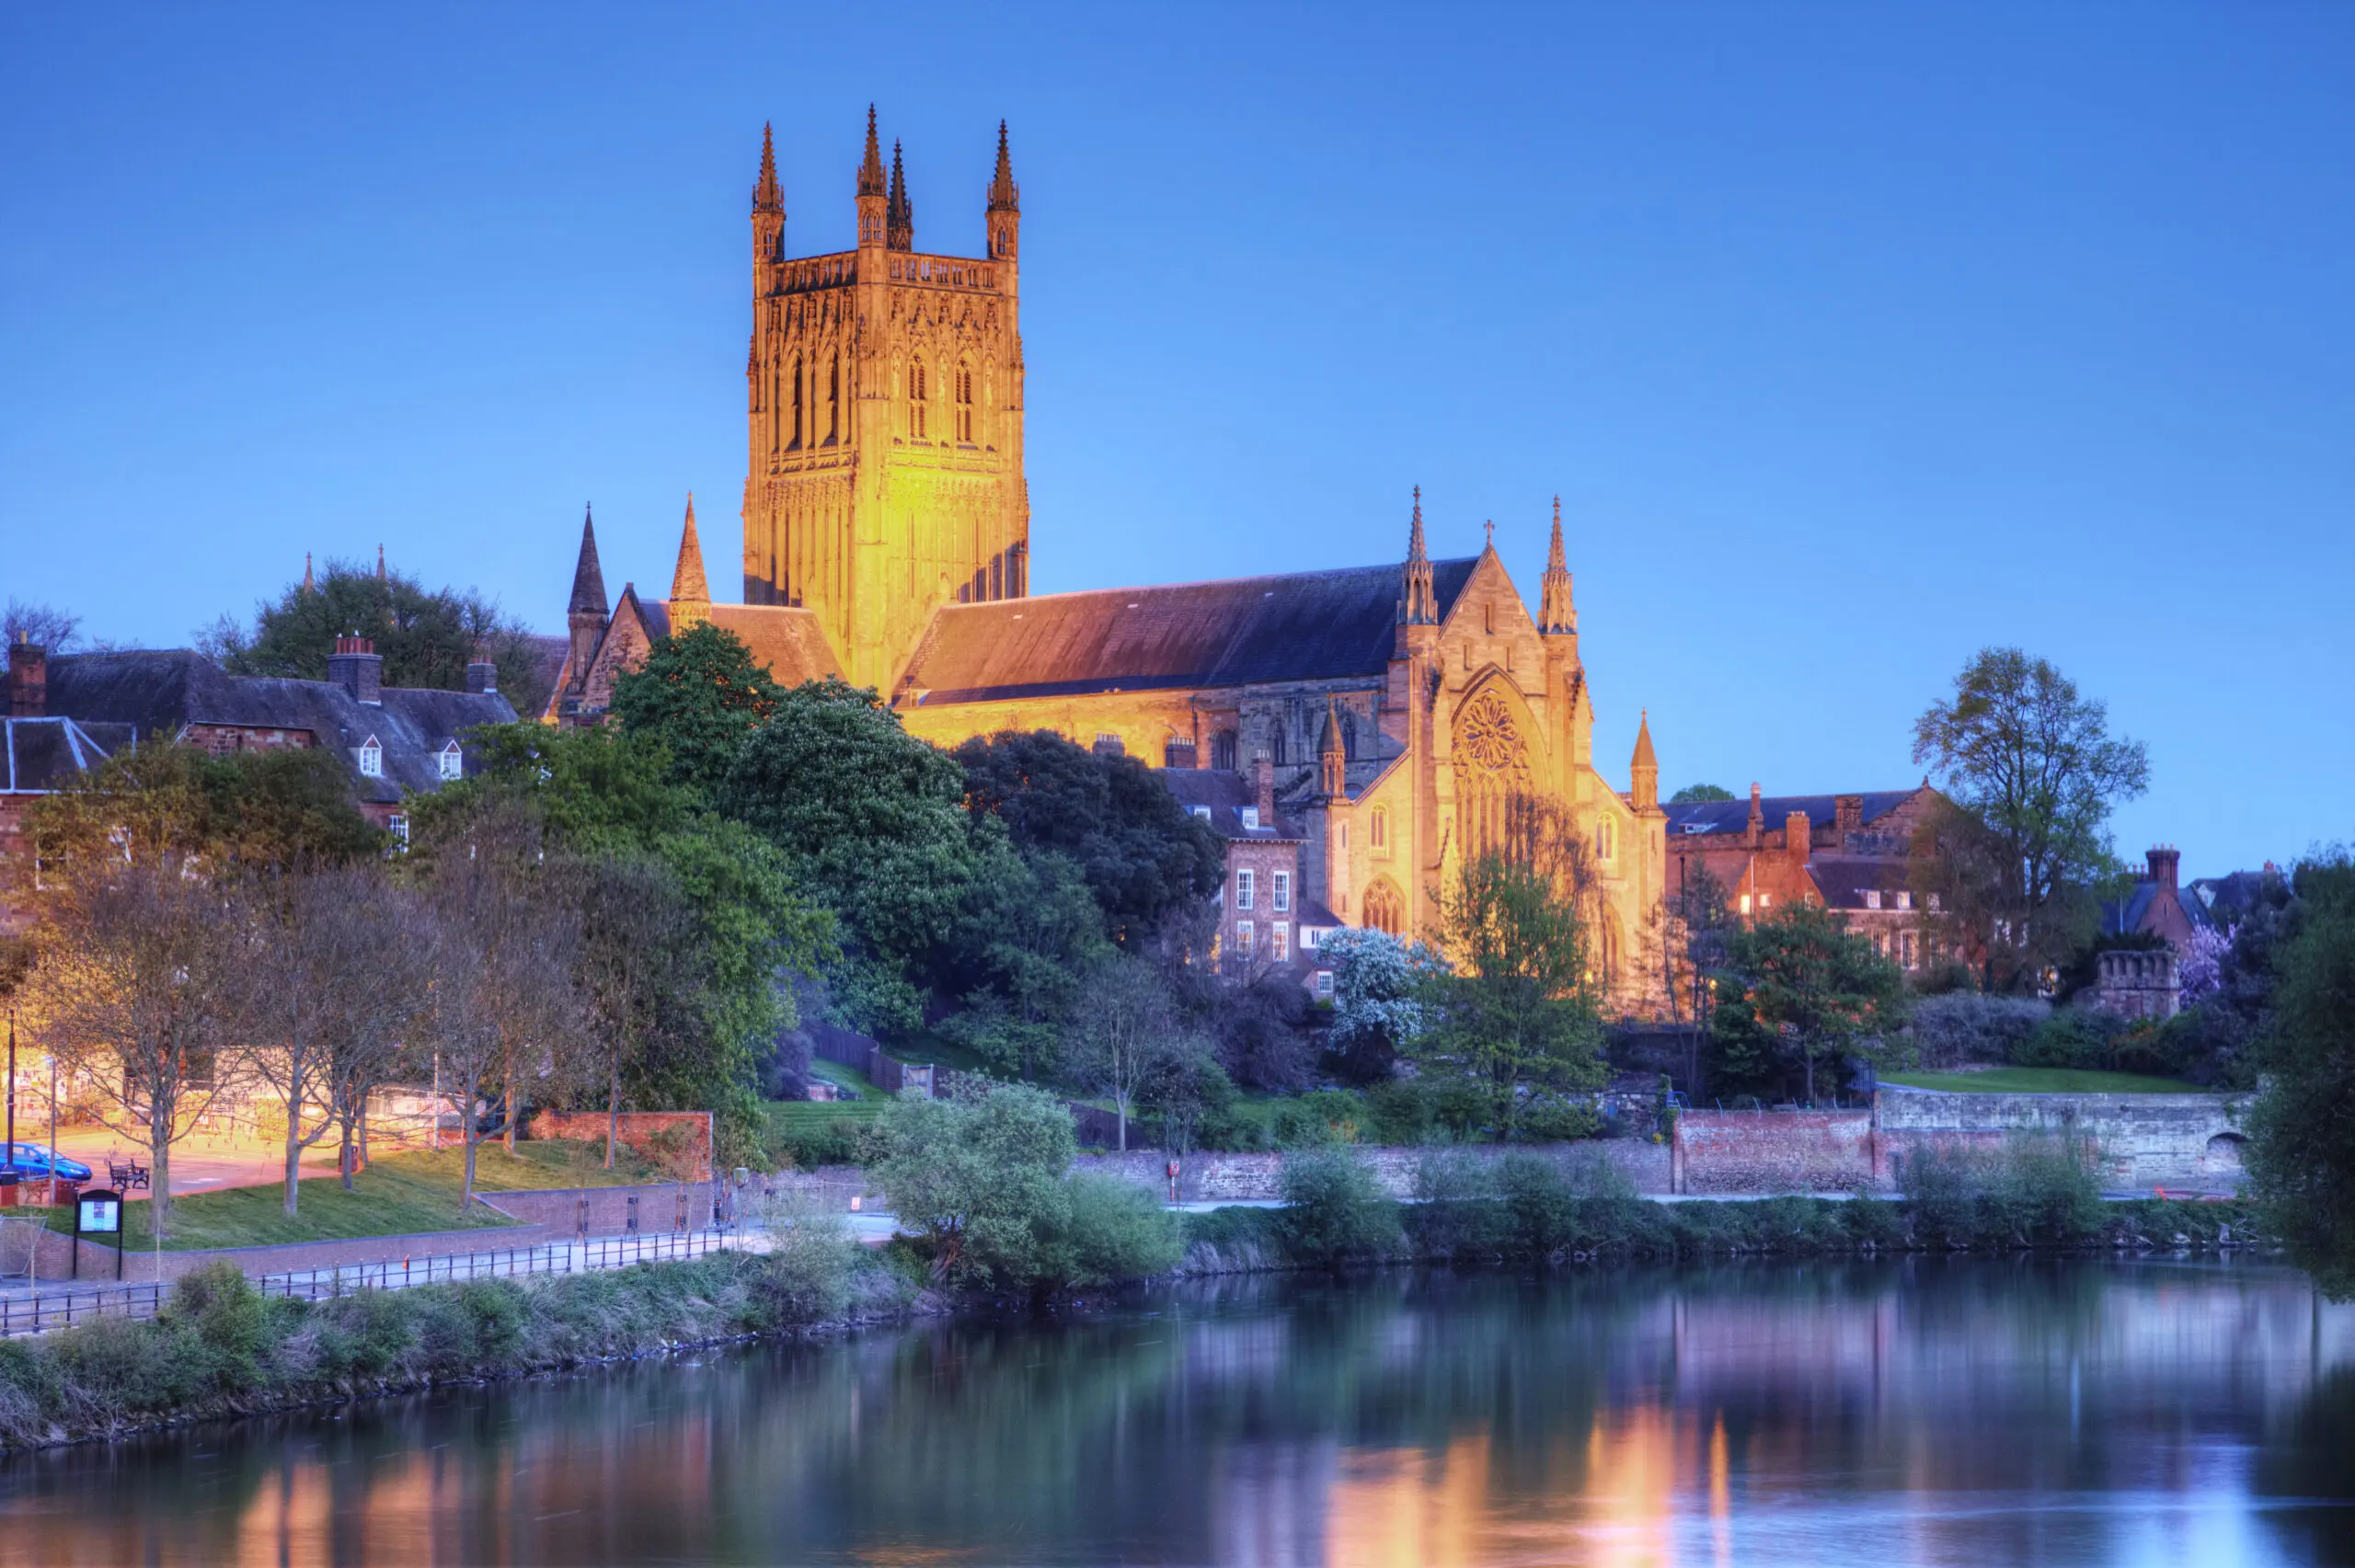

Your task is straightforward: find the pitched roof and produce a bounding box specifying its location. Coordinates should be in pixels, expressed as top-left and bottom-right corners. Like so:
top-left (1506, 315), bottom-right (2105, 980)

top-left (1155, 768), bottom-right (1304, 842)
top-left (1806, 856), bottom-right (1920, 911)
top-left (2102, 880), bottom-right (2217, 939)
top-left (1663, 789), bottom-right (1924, 839)
top-left (899, 558), bottom-right (1479, 706)
top-left (43, 650), bottom-right (518, 806)
top-left (1, 716), bottom-right (134, 795)
top-left (630, 601), bottom-right (843, 688)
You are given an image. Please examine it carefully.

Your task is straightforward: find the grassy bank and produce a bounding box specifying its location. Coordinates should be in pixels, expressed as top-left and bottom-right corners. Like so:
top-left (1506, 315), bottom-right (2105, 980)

top-left (1177, 1148), bottom-right (2263, 1274)
top-left (1878, 1067), bottom-right (2207, 1094)
top-left (26, 1140), bottom-right (662, 1253)
top-left (0, 1218), bottom-right (914, 1452)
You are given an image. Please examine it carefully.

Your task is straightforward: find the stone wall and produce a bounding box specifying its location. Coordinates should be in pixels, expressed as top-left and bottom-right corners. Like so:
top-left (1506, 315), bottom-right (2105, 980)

top-left (1671, 1110), bottom-right (1878, 1195)
top-left (1872, 1088), bottom-right (2246, 1192)
top-left (1072, 1139), bottom-right (1673, 1203)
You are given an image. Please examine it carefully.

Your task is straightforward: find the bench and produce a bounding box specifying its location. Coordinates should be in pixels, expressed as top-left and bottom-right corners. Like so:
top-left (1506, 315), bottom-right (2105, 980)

top-left (108, 1162), bottom-right (150, 1191)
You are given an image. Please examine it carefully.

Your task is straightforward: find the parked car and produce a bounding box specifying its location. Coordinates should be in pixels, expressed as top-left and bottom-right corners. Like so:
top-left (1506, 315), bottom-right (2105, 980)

top-left (0, 1144), bottom-right (94, 1183)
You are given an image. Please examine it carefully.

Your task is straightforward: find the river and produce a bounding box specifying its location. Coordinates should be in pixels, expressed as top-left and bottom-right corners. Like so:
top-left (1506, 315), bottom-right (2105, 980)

top-left (0, 1258), bottom-right (2350, 1565)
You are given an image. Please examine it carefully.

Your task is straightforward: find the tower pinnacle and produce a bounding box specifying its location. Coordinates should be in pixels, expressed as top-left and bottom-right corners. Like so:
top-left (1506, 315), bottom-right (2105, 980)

top-left (670, 494), bottom-right (710, 630)
top-left (568, 504), bottom-right (608, 617)
top-left (754, 121), bottom-right (782, 212)
top-left (988, 120), bottom-right (1018, 212)
top-left (857, 105), bottom-right (886, 197)
top-left (1631, 710), bottom-right (1659, 811)
top-left (1399, 486), bottom-right (1437, 626)
top-left (1539, 495), bottom-right (1576, 635)
top-left (887, 140), bottom-right (913, 251)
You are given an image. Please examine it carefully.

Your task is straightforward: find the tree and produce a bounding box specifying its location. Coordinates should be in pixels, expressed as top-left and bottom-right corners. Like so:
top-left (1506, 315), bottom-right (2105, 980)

top-left (2245, 853), bottom-right (2355, 1300)
top-left (1913, 647), bottom-right (2151, 990)
top-left (1717, 901), bottom-right (1906, 1104)
top-left (1416, 798), bottom-right (1608, 1136)
top-left (1318, 927), bottom-right (1444, 1084)
top-left (199, 555), bottom-right (553, 719)
top-left (609, 623), bottom-right (784, 801)
top-left (549, 853), bottom-right (703, 1170)
top-left (1670, 783), bottom-right (1736, 804)
top-left (1065, 956), bottom-right (1188, 1151)
top-left (25, 855), bottom-right (242, 1239)
top-left (721, 679), bottom-right (979, 1034)
top-left (4, 598), bottom-right (83, 652)
top-left (870, 1082), bottom-right (1079, 1291)
top-left (954, 729), bottom-right (1224, 945)
top-left (942, 847), bottom-right (1109, 1078)
top-left (28, 740), bottom-right (382, 873)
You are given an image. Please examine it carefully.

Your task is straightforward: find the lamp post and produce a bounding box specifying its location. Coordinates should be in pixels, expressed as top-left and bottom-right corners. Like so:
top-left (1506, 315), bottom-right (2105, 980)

top-left (5, 1006), bottom-right (17, 1182)
top-left (44, 1053), bottom-right (57, 1205)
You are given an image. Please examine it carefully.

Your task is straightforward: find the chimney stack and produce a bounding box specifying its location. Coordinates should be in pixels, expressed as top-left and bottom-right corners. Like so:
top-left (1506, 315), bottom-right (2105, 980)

top-left (327, 635), bottom-right (383, 705)
top-left (1834, 795), bottom-right (1864, 835)
top-left (6, 642), bottom-right (47, 718)
top-left (1786, 809), bottom-right (1813, 864)
top-left (1253, 751), bottom-right (1275, 829)
top-left (2147, 845), bottom-right (2180, 890)
top-left (465, 651), bottom-right (498, 695)
top-left (1747, 782), bottom-right (1763, 849)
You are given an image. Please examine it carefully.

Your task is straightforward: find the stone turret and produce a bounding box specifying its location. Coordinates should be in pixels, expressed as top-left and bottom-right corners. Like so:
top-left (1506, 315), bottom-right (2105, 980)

top-left (566, 505), bottom-right (608, 697)
top-left (670, 495), bottom-right (710, 631)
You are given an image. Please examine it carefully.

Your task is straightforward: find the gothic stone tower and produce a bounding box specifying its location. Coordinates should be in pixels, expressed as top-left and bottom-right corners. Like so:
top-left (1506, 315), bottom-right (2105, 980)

top-left (741, 109), bottom-right (1029, 692)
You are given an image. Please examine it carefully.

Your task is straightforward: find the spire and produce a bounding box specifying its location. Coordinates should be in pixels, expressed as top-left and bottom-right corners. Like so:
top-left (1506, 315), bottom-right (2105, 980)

top-left (987, 120), bottom-right (1018, 212)
top-left (1539, 495), bottom-right (1576, 635)
top-left (1631, 710), bottom-right (1659, 811)
top-left (886, 140), bottom-right (913, 250)
top-left (1398, 486), bottom-right (1437, 626)
top-left (857, 105), bottom-right (886, 198)
top-left (753, 121), bottom-right (782, 212)
top-left (568, 504), bottom-right (608, 617)
top-left (375, 544), bottom-right (387, 584)
top-left (669, 493), bottom-right (711, 629)
top-left (301, 553), bottom-right (315, 594)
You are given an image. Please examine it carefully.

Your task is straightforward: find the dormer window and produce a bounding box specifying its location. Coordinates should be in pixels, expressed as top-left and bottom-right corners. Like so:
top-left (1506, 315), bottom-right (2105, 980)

top-left (358, 737), bottom-right (383, 778)
top-left (1896, 891), bottom-right (1913, 911)
top-left (1240, 807), bottom-right (1259, 830)
top-left (1190, 806), bottom-right (1212, 823)
top-left (1864, 890), bottom-right (1882, 910)
top-left (438, 740), bottom-right (463, 781)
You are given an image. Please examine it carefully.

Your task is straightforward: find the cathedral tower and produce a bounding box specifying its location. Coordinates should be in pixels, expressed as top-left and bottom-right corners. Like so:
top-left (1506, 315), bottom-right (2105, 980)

top-left (741, 108), bottom-right (1029, 692)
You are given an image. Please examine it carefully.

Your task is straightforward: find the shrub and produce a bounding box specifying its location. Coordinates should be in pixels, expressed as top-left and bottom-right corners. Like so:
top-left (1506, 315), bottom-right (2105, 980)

top-left (1910, 992), bottom-right (2049, 1070)
top-left (1984, 1134), bottom-right (2106, 1244)
top-left (767, 1113), bottom-right (872, 1171)
top-left (753, 1198), bottom-right (860, 1323)
top-left (1515, 1093), bottom-right (1603, 1143)
top-left (1406, 1150), bottom-right (1505, 1259)
top-left (163, 1263), bottom-right (274, 1397)
top-left (1364, 1079), bottom-right (1442, 1146)
top-left (1898, 1140), bottom-right (1982, 1244)
top-left (871, 1082), bottom-right (1079, 1293)
top-left (2013, 1009), bottom-right (2126, 1070)
top-left (1279, 1148), bottom-right (1397, 1265)
top-left (1052, 1173), bottom-right (1183, 1287)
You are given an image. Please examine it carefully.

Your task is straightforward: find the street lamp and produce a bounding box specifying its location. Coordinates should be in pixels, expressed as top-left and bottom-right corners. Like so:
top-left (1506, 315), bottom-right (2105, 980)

top-left (4, 1006), bottom-right (17, 1185)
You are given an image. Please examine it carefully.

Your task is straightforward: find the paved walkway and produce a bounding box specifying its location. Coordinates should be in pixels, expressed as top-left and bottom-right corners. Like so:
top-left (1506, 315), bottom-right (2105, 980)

top-left (30, 1127), bottom-right (341, 1200)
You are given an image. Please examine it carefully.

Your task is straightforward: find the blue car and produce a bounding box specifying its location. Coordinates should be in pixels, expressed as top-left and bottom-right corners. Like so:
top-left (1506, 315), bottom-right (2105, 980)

top-left (1, 1144), bottom-right (94, 1183)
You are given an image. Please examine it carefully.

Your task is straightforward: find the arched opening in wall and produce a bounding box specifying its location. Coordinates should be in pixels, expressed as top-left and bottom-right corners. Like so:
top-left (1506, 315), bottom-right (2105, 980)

top-left (2203, 1133), bottom-right (2246, 1175)
top-left (789, 355), bottom-right (803, 449)
top-left (956, 362), bottom-right (974, 441)
top-left (1453, 688), bottom-right (1531, 864)
top-left (1371, 806), bottom-right (1388, 853)
top-left (1597, 814), bottom-right (1616, 865)
top-left (1341, 710), bottom-right (1358, 761)
top-left (827, 353), bottom-right (841, 443)
top-left (1211, 731), bottom-right (1238, 772)
top-left (1364, 878), bottom-right (1405, 937)
top-left (1271, 729), bottom-right (1287, 766)
top-left (909, 358), bottom-right (928, 439)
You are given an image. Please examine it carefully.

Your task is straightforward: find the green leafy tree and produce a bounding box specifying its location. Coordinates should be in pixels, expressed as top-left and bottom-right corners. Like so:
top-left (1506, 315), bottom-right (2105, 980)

top-left (2245, 853), bottom-right (2355, 1300)
top-left (944, 847), bottom-right (1111, 1073)
top-left (1913, 647), bottom-right (2151, 991)
top-left (1670, 784), bottom-right (1736, 804)
top-left (871, 1082), bottom-right (1079, 1291)
top-left (28, 740), bottom-right (382, 871)
top-left (1416, 801), bottom-right (1608, 1138)
top-left (953, 729), bottom-right (1223, 945)
top-left (200, 555), bottom-right (552, 718)
top-left (721, 679), bottom-right (978, 1034)
top-left (1717, 901), bottom-right (1907, 1104)
top-left (609, 623), bottom-right (785, 800)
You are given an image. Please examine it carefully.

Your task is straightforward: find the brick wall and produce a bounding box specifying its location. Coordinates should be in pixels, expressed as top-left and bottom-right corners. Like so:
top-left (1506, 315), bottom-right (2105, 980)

top-left (1672, 1109), bottom-right (1878, 1195)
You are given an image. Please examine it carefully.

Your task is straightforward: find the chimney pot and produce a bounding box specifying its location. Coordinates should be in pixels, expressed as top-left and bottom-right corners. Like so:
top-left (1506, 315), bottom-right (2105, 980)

top-left (327, 636), bottom-right (383, 705)
top-left (465, 658), bottom-right (498, 695)
top-left (2147, 845), bottom-right (2180, 890)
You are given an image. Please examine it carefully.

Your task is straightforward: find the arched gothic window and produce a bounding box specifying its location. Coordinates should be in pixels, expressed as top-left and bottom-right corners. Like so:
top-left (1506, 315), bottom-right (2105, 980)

top-left (1364, 878), bottom-right (1405, 937)
top-left (1453, 689), bottom-right (1531, 864)
top-left (788, 356), bottom-right (803, 449)
top-left (1598, 815), bottom-right (1616, 864)
top-left (1210, 731), bottom-right (1238, 772)
top-left (1371, 807), bottom-right (1388, 851)
top-left (908, 359), bottom-right (928, 439)
top-left (955, 363), bottom-right (975, 441)
top-left (827, 353), bottom-right (841, 443)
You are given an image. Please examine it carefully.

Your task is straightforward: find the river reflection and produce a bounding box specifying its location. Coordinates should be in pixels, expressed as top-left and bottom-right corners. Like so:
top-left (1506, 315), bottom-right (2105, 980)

top-left (0, 1259), bottom-right (2350, 1566)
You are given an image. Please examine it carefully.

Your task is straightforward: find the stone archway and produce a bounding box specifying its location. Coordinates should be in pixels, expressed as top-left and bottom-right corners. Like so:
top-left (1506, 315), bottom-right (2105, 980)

top-left (1363, 877), bottom-right (1406, 937)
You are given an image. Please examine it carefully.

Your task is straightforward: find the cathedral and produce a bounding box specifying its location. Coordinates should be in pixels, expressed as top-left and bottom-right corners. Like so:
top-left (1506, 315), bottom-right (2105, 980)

top-left (546, 111), bottom-right (1671, 1013)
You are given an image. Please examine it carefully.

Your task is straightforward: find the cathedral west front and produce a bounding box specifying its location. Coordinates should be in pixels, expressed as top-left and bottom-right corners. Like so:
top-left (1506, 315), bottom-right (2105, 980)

top-left (547, 110), bottom-right (1671, 1015)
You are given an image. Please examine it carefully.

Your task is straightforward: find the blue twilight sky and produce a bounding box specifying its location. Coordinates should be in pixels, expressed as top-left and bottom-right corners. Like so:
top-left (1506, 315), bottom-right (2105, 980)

top-left (3, 4), bottom-right (2350, 876)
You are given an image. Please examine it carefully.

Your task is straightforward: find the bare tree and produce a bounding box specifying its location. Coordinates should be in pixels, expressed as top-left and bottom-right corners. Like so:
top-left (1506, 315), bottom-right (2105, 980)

top-left (322, 881), bottom-right (434, 1190)
top-left (26, 855), bottom-right (241, 1239)
top-left (4, 599), bottom-right (82, 654)
top-left (551, 853), bottom-right (702, 1170)
top-left (1068, 956), bottom-right (1180, 1151)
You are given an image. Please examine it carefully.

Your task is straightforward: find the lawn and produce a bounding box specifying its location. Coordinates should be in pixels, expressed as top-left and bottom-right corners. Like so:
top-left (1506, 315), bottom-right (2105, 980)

top-left (807, 1059), bottom-right (880, 1099)
top-left (1880, 1068), bottom-right (2209, 1095)
top-left (17, 1139), bottom-right (661, 1253)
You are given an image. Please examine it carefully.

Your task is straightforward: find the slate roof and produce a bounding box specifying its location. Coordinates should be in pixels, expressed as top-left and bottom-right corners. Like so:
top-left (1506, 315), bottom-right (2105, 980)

top-left (1155, 768), bottom-right (1304, 842)
top-left (633, 602), bottom-right (843, 688)
top-left (898, 558), bottom-right (1481, 706)
top-left (2102, 880), bottom-right (2217, 939)
top-left (1, 716), bottom-right (134, 795)
top-left (43, 650), bottom-right (518, 807)
top-left (1663, 789), bottom-right (1923, 838)
top-left (1806, 856), bottom-right (1921, 911)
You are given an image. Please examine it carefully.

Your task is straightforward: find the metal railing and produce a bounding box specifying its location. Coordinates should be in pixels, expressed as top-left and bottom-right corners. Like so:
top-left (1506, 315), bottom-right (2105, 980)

top-left (0, 1227), bottom-right (739, 1338)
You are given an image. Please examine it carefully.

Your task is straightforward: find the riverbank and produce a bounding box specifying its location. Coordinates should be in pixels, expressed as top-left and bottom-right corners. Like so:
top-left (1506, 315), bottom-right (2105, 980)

top-left (0, 1226), bottom-right (928, 1454)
